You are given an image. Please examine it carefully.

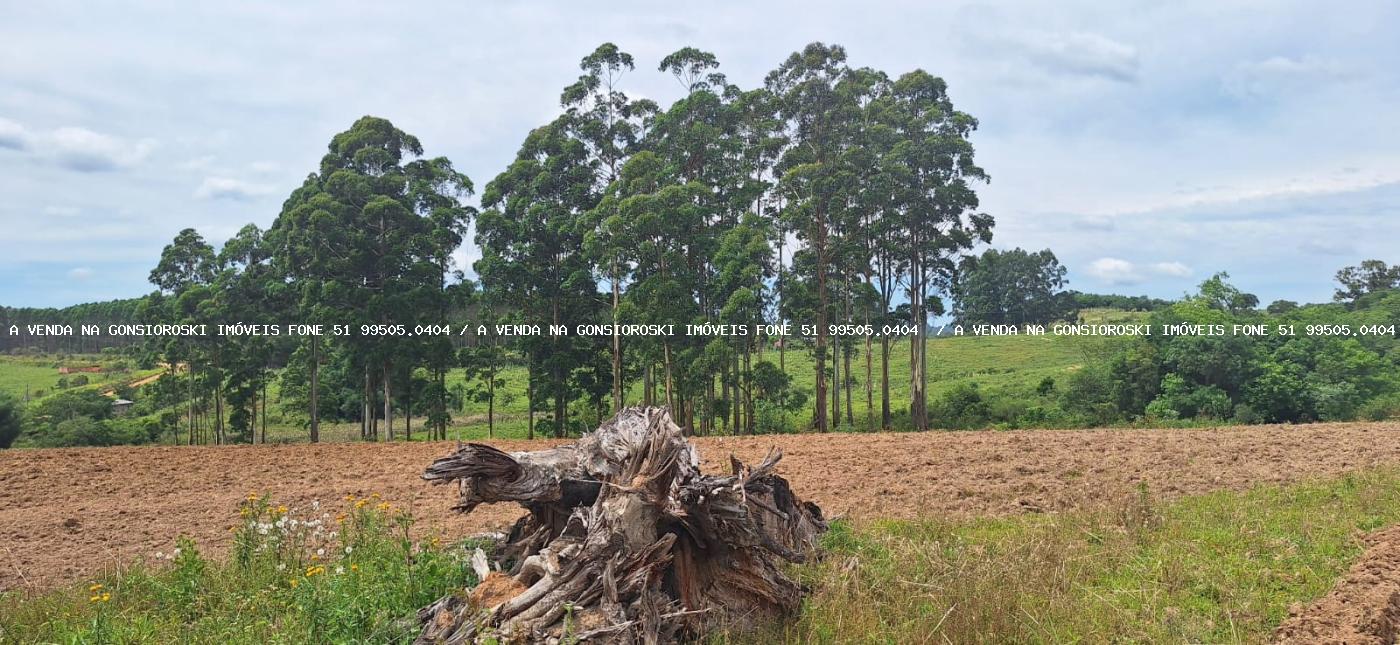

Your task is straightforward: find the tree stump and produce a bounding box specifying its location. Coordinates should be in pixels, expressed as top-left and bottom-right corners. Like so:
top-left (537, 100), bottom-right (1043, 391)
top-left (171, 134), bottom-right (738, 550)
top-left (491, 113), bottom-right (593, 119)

top-left (415, 406), bottom-right (826, 644)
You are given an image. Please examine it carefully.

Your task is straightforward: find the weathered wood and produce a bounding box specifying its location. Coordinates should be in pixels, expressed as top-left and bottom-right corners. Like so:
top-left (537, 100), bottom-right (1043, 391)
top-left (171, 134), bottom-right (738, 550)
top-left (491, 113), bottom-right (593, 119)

top-left (416, 406), bottom-right (826, 644)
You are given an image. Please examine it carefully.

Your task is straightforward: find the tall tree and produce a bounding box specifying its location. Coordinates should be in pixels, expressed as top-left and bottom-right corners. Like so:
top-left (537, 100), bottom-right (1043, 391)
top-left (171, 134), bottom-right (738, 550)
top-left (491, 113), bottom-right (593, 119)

top-left (883, 69), bottom-right (992, 431)
top-left (268, 116), bottom-right (472, 441)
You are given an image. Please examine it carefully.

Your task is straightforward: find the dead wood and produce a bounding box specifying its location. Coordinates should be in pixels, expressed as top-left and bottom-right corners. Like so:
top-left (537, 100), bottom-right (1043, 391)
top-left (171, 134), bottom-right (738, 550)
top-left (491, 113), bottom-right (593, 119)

top-left (415, 406), bottom-right (826, 644)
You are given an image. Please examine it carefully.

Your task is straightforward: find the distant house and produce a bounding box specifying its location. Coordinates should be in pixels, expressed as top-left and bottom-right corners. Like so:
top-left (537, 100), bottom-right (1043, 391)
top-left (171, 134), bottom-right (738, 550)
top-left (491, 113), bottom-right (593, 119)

top-left (58, 365), bottom-right (103, 374)
top-left (111, 399), bottom-right (134, 416)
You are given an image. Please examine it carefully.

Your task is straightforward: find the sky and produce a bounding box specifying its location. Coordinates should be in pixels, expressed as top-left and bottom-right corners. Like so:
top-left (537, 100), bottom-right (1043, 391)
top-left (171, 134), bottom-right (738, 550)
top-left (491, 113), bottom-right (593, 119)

top-left (2, 0), bottom-right (1398, 308)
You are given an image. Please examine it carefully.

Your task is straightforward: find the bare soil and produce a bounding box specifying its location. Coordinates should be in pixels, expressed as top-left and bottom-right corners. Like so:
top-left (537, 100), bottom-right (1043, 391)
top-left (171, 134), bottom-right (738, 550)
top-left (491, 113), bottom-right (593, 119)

top-left (1275, 525), bottom-right (1400, 644)
top-left (4, 422), bottom-right (1400, 595)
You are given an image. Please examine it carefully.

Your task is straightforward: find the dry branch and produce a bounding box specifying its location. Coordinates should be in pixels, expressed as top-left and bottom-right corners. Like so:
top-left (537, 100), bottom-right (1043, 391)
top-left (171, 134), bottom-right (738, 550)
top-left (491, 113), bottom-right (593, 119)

top-left (416, 407), bottom-right (826, 644)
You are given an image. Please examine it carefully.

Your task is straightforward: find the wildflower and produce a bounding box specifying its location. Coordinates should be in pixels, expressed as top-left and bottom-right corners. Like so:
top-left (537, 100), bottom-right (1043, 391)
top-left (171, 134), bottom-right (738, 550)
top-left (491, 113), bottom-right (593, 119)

top-left (316, 548), bottom-right (325, 557)
top-left (334, 565), bottom-right (345, 575)
top-left (344, 546), bottom-right (353, 554)
top-left (89, 583), bottom-right (104, 592)
top-left (289, 578), bottom-right (300, 589)
top-left (276, 505), bottom-right (289, 515)
top-left (246, 492), bottom-right (259, 502)
top-left (350, 564), bottom-right (359, 572)
top-left (277, 563), bottom-right (286, 571)
top-left (89, 591), bottom-right (111, 603)
top-left (376, 502), bottom-right (391, 512)
top-left (370, 493), bottom-right (381, 500)
top-left (335, 513), bottom-right (347, 522)
top-left (355, 499), bottom-right (368, 509)
top-left (344, 494), bottom-right (355, 502)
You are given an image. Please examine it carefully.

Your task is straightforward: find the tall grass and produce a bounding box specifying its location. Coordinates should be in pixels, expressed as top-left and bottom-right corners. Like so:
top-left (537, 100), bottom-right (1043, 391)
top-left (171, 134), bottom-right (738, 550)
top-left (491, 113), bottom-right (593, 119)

top-left (747, 469), bottom-right (1400, 643)
top-left (0, 494), bottom-right (480, 644)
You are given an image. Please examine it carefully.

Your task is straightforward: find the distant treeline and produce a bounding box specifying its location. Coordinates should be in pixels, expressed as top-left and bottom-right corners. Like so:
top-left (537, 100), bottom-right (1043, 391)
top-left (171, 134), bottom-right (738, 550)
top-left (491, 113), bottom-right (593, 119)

top-left (0, 298), bottom-right (146, 354)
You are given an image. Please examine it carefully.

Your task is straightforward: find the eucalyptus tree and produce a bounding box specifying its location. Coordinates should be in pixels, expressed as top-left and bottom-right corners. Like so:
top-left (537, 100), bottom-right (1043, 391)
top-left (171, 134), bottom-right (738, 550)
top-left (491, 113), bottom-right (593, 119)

top-left (476, 112), bottom-right (601, 438)
top-left (148, 228), bottom-right (217, 443)
top-left (882, 70), bottom-right (993, 430)
top-left (765, 42), bottom-right (864, 432)
top-left (567, 43), bottom-right (656, 414)
top-left (268, 116), bottom-right (472, 441)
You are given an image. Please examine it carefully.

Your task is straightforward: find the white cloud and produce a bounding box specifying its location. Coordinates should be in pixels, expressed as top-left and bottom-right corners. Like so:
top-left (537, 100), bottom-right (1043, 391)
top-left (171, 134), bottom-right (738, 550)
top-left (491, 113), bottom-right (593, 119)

top-left (0, 118), bottom-right (156, 170)
top-left (1225, 56), bottom-right (1358, 98)
top-left (44, 205), bottom-right (80, 217)
top-left (1084, 257), bottom-right (1141, 285)
top-left (1149, 261), bottom-right (1192, 278)
top-left (45, 126), bottom-right (157, 172)
top-left (1083, 258), bottom-right (1192, 285)
top-left (0, 116), bottom-right (33, 150)
top-left (67, 267), bottom-right (94, 280)
top-left (194, 176), bottom-right (274, 200)
top-left (248, 160), bottom-right (280, 173)
top-left (1019, 31), bottom-right (1140, 83)
top-left (178, 155), bottom-right (216, 170)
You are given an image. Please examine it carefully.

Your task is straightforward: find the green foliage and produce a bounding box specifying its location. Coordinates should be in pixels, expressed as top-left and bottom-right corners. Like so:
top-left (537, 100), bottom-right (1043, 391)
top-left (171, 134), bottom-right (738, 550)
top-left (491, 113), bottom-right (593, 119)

top-left (0, 393), bottom-right (20, 449)
top-left (0, 495), bottom-right (477, 643)
top-left (953, 247), bottom-right (1074, 325)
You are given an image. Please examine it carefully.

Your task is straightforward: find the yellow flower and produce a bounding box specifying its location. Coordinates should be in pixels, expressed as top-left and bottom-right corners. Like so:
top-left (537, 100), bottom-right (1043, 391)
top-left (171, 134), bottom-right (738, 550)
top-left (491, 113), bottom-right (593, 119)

top-left (101, 593), bottom-right (111, 603)
top-left (343, 494), bottom-right (355, 502)
top-left (354, 499), bottom-right (368, 509)
top-left (276, 505), bottom-right (289, 515)
top-left (88, 583), bottom-right (104, 592)
top-left (376, 502), bottom-right (391, 512)
top-left (310, 554), bottom-right (320, 561)
top-left (370, 493), bottom-right (381, 500)
top-left (350, 564), bottom-right (359, 572)
top-left (335, 513), bottom-right (347, 522)
top-left (289, 578), bottom-right (300, 589)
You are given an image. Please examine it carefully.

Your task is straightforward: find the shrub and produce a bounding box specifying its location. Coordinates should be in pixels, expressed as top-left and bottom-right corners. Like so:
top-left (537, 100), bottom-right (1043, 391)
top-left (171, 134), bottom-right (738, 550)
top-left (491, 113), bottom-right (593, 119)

top-left (0, 394), bottom-right (21, 449)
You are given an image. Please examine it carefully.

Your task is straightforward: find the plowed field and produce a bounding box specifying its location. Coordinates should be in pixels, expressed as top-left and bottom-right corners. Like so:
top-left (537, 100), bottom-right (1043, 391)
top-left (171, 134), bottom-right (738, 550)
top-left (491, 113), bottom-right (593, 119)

top-left (5, 422), bottom-right (1400, 593)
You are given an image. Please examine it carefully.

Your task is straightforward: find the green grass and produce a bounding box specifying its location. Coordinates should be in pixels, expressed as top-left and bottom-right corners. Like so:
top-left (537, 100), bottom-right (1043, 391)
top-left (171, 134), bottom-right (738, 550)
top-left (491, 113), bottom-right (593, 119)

top-left (4, 321), bottom-right (1112, 443)
top-left (749, 469), bottom-right (1400, 644)
top-left (0, 493), bottom-right (480, 644)
top-left (0, 355), bottom-right (162, 403)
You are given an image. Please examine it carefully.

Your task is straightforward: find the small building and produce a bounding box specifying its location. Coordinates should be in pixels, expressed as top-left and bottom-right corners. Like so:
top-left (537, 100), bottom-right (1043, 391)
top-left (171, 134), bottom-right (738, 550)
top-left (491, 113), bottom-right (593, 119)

top-left (111, 399), bottom-right (134, 416)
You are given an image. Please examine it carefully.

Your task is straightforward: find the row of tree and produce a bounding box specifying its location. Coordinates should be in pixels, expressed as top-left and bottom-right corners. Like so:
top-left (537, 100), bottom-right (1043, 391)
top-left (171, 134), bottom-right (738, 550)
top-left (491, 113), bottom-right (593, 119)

top-left (126, 41), bottom-right (994, 443)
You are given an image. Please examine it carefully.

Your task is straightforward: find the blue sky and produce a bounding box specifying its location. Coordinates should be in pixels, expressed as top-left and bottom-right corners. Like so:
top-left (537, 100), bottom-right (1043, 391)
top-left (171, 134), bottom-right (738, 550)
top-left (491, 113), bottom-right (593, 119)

top-left (2, 0), bottom-right (1397, 308)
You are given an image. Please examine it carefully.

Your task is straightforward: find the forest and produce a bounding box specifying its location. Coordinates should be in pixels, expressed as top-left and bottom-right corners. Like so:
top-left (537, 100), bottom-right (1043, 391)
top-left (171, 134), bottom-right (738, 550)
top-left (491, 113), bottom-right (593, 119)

top-left (1, 43), bottom-right (1399, 449)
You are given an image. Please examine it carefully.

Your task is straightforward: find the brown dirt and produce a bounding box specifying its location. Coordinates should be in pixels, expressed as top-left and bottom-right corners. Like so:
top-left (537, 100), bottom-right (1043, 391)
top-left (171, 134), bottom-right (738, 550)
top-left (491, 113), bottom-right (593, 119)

top-left (1274, 525), bottom-right (1400, 644)
top-left (4, 422), bottom-right (1400, 595)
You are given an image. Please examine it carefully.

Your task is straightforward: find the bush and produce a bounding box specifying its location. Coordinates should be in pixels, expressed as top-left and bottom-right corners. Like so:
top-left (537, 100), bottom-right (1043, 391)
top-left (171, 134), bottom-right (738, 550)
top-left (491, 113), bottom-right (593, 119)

top-left (931, 383), bottom-right (991, 429)
top-left (1360, 395), bottom-right (1400, 421)
top-left (0, 394), bottom-right (21, 449)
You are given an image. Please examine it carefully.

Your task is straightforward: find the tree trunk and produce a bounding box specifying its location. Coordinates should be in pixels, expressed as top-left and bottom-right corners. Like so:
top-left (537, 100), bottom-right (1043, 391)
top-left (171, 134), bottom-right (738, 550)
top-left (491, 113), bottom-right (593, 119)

top-left (384, 362), bottom-right (394, 442)
top-left (417, 407), bottom-right (826, 643)
top-left (309, 336), bottom-right (319, 443)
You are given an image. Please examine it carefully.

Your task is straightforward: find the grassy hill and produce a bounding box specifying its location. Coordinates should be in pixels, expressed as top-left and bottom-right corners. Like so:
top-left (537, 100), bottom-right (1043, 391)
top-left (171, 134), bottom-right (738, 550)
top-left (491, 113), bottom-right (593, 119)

top-left (3, 318), bottom-right (1131, 445)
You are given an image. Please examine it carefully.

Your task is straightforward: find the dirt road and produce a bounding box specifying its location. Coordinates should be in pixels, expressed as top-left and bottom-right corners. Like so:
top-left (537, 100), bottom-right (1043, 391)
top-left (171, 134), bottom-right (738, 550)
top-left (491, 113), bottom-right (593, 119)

top-left (4, 422), bottom-right (1400, 592)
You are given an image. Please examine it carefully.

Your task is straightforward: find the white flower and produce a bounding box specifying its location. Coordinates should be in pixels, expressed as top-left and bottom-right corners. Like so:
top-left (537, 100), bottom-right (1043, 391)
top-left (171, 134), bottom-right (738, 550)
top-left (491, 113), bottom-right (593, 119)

top-left (277, 563), bottom-right (286, 571)
top-left (334, 565), bottom-right (345, 575)
top-left (344, 546), bottom-right (353, 554)
top-left (316, 548), bottom-right (325, 557)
